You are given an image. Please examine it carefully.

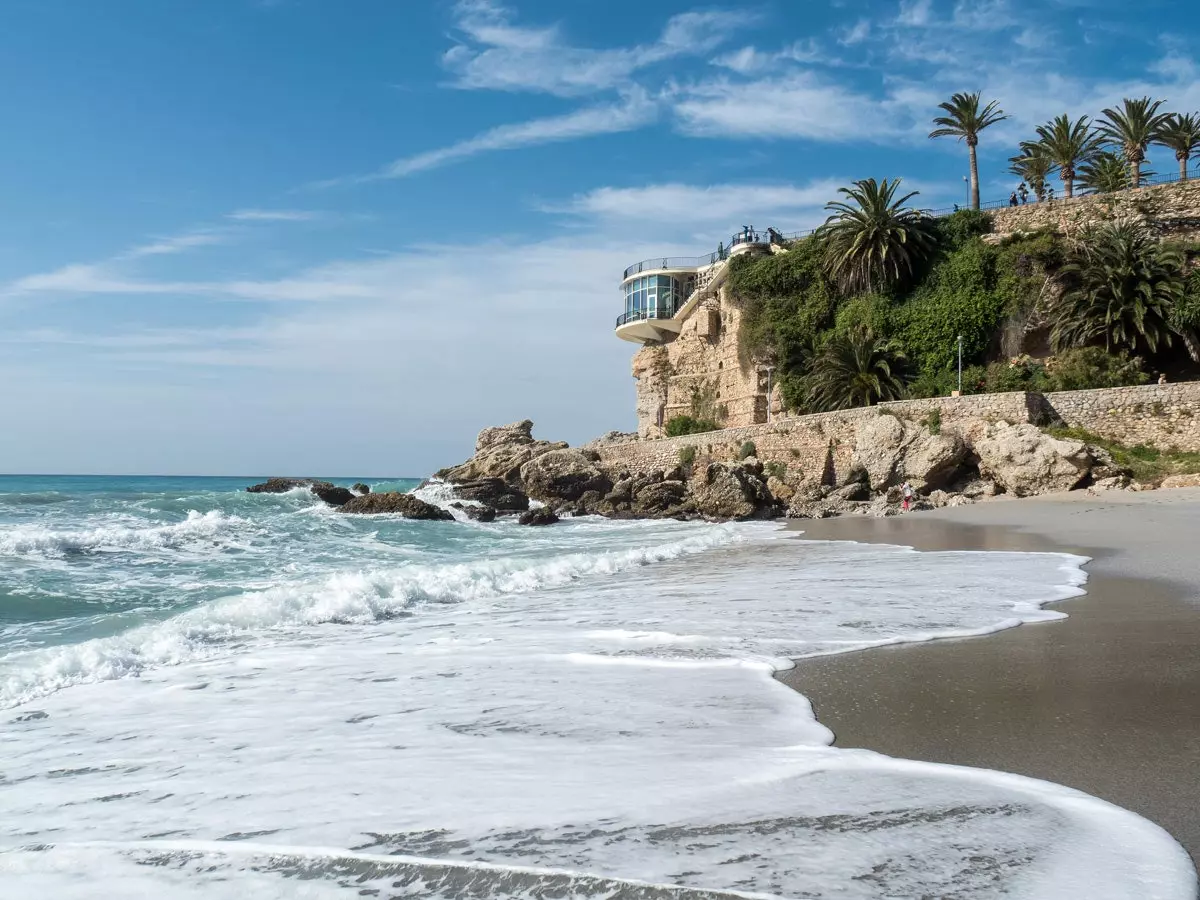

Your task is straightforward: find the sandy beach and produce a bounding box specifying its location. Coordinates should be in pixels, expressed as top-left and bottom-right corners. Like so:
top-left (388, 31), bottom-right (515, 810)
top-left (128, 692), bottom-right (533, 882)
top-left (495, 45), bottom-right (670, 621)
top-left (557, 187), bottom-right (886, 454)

top-left (783, 487), bottom-right (1200, 872)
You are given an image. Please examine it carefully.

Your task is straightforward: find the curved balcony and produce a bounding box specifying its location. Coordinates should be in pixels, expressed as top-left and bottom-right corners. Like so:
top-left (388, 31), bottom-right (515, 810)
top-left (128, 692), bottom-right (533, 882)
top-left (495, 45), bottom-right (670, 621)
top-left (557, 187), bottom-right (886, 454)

top-left (614, 308), bottom-right (684, 344)
top-left (621, 230), bottom-right (773, 281)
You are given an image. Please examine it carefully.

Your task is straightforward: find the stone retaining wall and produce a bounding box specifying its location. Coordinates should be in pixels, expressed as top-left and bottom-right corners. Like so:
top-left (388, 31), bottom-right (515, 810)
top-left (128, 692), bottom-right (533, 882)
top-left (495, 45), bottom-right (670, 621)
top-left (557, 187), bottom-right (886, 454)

top-left (1042, 382), bottom-right (1200, 450)
top-left (592, 383), bottom-right (1200, 481)
top-left (989, 178), bottom-right (1200, 240)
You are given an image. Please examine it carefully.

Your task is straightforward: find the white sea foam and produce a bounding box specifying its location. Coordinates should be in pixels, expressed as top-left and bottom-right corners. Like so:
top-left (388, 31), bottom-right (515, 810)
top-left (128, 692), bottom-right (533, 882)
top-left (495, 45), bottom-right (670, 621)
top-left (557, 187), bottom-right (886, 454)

top-left (0, 495), bottom-right (1194, 898)
top-left (0, 510), bottom-right (248, 558)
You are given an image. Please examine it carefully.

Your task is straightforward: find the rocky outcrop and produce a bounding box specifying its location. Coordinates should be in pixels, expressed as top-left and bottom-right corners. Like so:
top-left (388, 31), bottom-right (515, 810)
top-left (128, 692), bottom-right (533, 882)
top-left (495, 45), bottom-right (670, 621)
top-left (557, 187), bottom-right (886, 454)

top-left (519, 449), bottom-right (612, 505)
top-left (518, 507), bottom-right (560, 526)
top-left (450, 502), bottom-right (497, 522)
top-left (352, 483), bottom-right (371, 495)
top-left (449, 478), bottom-right (530, 512)
top-left (340, 492), bottom-right (454, 520)
top-left (851, 414), bottom-right (968, 493)
top-left (246, 478), bottom-right (354, 506)
top-left (689, 462), bottom-right (777, 520)
top-left (440, 420), bottom-right (568, 485)
top-left (974, 422), bottom-right (1096, 497)
top-left (1159, 473), bottom-right (1200, 489)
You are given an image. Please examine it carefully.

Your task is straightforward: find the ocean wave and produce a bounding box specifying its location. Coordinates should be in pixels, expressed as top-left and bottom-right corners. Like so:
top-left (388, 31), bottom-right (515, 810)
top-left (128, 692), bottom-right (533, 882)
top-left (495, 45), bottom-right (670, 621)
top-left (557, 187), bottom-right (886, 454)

top-left (0, 510), bottom-right (251, 558)
top-left (0, 524), bottom-right (745, 708)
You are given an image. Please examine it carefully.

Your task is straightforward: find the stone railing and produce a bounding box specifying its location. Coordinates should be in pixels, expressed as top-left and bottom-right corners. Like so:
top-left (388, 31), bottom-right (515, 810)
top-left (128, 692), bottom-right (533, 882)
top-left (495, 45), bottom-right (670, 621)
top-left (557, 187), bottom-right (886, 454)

top-left (591, 383), bottom-right (1200, 482)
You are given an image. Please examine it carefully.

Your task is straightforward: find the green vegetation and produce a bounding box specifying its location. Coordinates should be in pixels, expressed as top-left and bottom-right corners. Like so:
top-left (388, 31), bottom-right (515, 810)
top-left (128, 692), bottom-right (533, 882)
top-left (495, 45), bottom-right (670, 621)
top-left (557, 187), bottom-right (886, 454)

top-left (1045, 426), bottom-right (1200, 483)
top-left (1157, 113), bottom-right (1200, 181)
top-left (678, 446), bottom-right (697, 469)
top-left (764, 461), bottom-right (787, 480)
top-left (665, 415), bottom-right (719, 437)
top-left (923, 407), bottom-right (942, 435)
top-left (738, 441), bottom-right (758, 460)
top-left (1028, 114), bottom-right (1105, 198)
top-left (1097, 97), bottom-right (1170, 188)
top-left (808, 327), bottom-right (910, 410)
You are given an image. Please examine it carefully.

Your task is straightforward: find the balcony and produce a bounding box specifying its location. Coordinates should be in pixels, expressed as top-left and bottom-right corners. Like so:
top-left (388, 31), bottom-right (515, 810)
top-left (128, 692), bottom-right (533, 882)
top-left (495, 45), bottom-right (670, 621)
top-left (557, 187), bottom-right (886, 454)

top-left (614, 308), bottom-right (684, 344)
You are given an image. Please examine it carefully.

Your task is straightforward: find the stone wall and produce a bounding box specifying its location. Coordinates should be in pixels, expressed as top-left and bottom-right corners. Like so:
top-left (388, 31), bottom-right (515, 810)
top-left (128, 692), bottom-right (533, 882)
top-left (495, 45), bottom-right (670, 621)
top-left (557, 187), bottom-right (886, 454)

top-left (593, 383), bottom-right (1200, 482)
top-left (1042, 382), bottom-right (1200, 450)
top-left (989, 178), bottom-right (1200, 240)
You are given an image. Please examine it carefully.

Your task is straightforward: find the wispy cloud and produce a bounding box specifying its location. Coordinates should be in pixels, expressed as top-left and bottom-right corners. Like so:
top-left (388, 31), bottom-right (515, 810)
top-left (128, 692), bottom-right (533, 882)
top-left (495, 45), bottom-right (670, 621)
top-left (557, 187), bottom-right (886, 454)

top-left (227, 209), bottom-right (320, 222)
top-left (444, 1), bottom-right (746, 96)
top-left (123, 230), bottom-right (227, 259)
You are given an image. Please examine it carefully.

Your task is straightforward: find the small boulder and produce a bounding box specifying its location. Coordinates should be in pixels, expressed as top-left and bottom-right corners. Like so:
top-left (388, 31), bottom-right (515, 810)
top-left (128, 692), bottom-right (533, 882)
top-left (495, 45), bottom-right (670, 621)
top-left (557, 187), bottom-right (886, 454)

top-left (247, 477), bottom-right (312, 494)
top-left (518, 507), bottom-right (560, 526)
top-left (1160, 473), bottom-right (1200, 490)
top-left (449, 502), bottom-right (497, 522)
top-left (451, 477), bottom-right (530, 512)
top-left (631, 480), bottom-right (689, 517)
top-left (519, 449), bottom-right (612, 504)
top-left (310, 482), bottom-right (355, 506)
top-left (352, 483), bottom-right (371, 495)
top-left (340, 493), bottom-right (454, 520)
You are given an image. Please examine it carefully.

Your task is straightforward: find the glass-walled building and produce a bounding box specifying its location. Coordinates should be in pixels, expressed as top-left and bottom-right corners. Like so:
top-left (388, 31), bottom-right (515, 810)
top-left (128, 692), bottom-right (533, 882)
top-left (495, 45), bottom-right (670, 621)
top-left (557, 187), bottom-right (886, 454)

top-left (622, 274), bottom-right (687, 323)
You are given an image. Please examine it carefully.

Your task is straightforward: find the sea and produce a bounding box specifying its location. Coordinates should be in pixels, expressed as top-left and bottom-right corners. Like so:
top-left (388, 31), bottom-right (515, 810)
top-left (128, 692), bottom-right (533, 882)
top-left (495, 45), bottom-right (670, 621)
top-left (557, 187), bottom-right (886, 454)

top-left (0, 474), bottom-right (1194, 899)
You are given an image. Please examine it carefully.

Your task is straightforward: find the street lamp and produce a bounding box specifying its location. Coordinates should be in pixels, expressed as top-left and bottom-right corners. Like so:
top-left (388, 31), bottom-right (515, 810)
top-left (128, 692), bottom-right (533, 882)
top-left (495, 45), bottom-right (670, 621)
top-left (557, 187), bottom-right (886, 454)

top-left (962, 175), bottom-right (969, 208)
top-left (764, 366), bottom-right (775, 423)
top-left (957, 334), bottom-right (963, 395)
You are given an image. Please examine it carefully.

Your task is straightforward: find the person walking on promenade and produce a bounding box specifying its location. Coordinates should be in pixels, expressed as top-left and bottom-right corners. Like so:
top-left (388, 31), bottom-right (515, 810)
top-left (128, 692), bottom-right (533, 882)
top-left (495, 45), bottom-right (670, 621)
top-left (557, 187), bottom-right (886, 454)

top-left (1018, 182), bottom-right (1029, 204)
top-left (1009, 191), bottom-right (1019, 207)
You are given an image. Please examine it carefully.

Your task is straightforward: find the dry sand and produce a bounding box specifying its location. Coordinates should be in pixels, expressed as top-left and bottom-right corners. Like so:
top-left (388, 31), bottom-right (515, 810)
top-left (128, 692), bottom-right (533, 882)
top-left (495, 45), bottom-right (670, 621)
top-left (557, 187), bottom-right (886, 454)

top-left (781, 488), bottom-right (1200, 869)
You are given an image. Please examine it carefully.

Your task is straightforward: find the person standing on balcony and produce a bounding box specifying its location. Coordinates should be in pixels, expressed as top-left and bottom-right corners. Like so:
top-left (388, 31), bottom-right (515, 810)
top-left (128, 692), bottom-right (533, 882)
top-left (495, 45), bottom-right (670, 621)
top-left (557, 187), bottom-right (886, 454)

top-left (1009, 191), bottom-right (1019, 207)
top-left (1018, 182), bottom-right (1029, 204)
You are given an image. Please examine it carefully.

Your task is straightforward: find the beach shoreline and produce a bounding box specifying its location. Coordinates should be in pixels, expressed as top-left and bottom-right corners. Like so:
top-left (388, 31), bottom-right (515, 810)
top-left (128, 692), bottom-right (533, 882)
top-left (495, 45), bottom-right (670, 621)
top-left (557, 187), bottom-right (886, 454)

top-left (779, 488), bottom-right (1200, 873)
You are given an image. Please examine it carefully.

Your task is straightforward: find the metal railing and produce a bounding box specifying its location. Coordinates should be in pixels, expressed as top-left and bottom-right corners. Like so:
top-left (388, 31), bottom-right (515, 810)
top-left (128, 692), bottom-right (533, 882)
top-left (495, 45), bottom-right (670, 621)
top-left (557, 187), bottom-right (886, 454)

top-left (622, 229), bottom-right (775, 280)
top-left (616, 307), bottom-right (681, 329)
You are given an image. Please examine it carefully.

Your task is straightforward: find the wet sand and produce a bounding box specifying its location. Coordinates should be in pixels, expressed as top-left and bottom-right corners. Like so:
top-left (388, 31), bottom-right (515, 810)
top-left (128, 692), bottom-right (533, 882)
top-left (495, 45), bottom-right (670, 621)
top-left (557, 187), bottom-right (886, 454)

top-left (781, 488), bottom-right (1200, 869)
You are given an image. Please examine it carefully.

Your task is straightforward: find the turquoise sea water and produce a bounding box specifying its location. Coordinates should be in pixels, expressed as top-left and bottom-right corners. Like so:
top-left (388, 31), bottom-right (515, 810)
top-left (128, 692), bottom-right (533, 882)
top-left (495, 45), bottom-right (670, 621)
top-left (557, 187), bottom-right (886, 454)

top-left (0, 475), bottom-right (1194, 898)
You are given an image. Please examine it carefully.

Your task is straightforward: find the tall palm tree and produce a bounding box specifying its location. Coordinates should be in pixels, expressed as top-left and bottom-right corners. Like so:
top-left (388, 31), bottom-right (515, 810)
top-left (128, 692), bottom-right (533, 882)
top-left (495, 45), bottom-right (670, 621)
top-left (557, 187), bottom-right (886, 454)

top-left (1051, 222), bottom-right (1185, 357)
top-left (1009, 144), bottom-right (1056, 201)
top-left (1077, 151), bottom-right (1149, 194)
top-left (1156, 112), bottom-right (1200, 180)
top-left (816, 178), bottom-right (937, 296)
top-left (807, 327), bottom-right (911, 411)
top-left (929, 92), bottom-right (1009, 210)
top-left (1097, 97), bottom-right (1171, 188)
top-left (1034, 114), bottom-right (1104, 199)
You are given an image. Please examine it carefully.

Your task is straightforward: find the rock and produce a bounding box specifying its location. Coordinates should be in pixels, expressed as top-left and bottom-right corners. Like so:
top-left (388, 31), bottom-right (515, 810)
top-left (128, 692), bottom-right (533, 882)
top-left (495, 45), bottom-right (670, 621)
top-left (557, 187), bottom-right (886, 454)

top-left (974, 423), bottom-right (1096, 497)
top-left (605, 477), bottom-right (635, 503)
top-left (767, 476), bottom-right (796, 502)
top-left (449, 502), bottom-right (497, 522)
top-left (739, 455), bottom-right (764, 478)
top-left (441, 420), bottom-right (569, 485)
top-left (1087, 475), bottom-right (1133, 493)
top-left (689, 463), bottom-right (776, 520)
top-left (928, 489), bottom-right (951, 508)
top-left (451, 477), bottom-right (530, 512)
top-left (246, 477), bottom-right (313, 494)
top-left (850, 414), bottom-right (968, 493)
top-left (351, 483), bottom-right (371, 495)
top-left (340, 492), bottom-right (454, 520)
top-left (1160, 473), bottom-right (1200, 490)
top-left (518, 507), bottom-right (560, 526)
top-left (631, 480), bottom-right (689, 517)
top-left (829, 481), bottom-right (871, 503)
top-left (311, 483), bottom-right (355, 506)
top-left (519, 449), bottom-right (612, 504)
top-left (959, 479), bottom-right (999, 499)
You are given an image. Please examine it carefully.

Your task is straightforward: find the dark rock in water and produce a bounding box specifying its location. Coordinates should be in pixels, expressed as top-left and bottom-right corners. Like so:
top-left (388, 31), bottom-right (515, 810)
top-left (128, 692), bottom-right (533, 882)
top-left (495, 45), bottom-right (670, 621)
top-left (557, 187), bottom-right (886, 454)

top-left (451, 477), bottom-right (530, 512)
top-left (630, 480), bottom-right (690, 517)
top-left (247, 477), bottom-right (312, 494)
top-left (450, 502), bottom-right (497, 523)
top-left (519, 449), bottom-right (612, 504)
top-left (518, 507), bottom-right (559, 526)
top-left (311, 483), bottom-right (354, 506)
top-left (340, 492), bottom-right (454, 520)
top-left (352, 483), bottom-right (371, 495)
top-left (247, 477), bottom-right (353, 506)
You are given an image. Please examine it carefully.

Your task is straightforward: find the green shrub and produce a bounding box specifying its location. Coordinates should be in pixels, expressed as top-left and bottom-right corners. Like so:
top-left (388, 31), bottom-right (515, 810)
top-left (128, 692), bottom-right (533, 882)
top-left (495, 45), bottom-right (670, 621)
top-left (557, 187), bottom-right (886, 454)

top-left (678, 446), bottom-right (697, 469)
top-left (739, 441), bottom-right (758, 460)
top-left (1045, 426), bottom-right (1200, 483)
top-left (764, 461), bottom-right (787, 479)
top-left (930, 209), bottom-right (992, 252)
top-left (923, 407), bottom-right (942, 435)
top-left (665, 415), bottom-right (720, 437)
top-left (1044, 347), bottom-right (1149, 391)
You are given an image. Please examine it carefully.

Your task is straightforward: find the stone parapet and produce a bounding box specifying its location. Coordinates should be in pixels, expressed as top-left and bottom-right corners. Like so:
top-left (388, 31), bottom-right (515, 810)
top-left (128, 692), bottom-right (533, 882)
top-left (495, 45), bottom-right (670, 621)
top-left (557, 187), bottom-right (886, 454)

top-left (989, 179), bottom-right (1200, 240)
top-left (1042, 382), bottom-right (1200, 450)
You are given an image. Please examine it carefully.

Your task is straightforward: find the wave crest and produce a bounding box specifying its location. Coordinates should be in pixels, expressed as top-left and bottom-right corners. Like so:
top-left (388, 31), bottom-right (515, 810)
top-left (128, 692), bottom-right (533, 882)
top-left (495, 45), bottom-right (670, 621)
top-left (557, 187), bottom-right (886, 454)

top-left (0, 510), bottom-right (249, 558)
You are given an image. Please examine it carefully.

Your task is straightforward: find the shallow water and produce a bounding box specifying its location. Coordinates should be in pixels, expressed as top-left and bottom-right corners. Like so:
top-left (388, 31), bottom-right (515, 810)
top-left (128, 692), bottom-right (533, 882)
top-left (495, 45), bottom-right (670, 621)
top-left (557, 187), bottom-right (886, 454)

top-left (0, 475), bottom-right (1194, 898)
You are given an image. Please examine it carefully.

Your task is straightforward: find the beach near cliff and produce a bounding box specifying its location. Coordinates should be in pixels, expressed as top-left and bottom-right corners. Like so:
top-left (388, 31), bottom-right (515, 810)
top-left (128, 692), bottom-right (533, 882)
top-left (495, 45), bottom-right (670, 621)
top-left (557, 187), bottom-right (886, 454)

top-left (783, 487), bottom-right (1200, 870)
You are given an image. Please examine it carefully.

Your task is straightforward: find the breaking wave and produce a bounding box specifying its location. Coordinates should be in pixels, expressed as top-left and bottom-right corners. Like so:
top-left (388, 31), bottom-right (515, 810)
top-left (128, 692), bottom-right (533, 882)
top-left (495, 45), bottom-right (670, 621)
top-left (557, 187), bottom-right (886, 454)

top-left (0, 510), bottom-right (249, 558)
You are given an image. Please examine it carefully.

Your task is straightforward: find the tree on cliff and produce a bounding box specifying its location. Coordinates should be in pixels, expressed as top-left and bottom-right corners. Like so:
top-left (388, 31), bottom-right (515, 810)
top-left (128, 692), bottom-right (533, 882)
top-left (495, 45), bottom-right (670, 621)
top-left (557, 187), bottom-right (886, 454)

top-left (816, 178), bottom-right (936, 295)
top-left (1156, 113), bottom-right (1200, 181)
top-left (1098, 97), bottom-right (1171, 188)
top-left (807, 327), bottom-right (911, 411)
top-left (1078, 151), bottom-right (1151, 194)
top-left (929, 92), bottom-right (1009, 211)
top-left (1008, 145), bottom-right (1055, 201)
top-left (1031, 115), bottom-right (1104, 199)
top-left (1051, 222), bottom-right (1187, 358)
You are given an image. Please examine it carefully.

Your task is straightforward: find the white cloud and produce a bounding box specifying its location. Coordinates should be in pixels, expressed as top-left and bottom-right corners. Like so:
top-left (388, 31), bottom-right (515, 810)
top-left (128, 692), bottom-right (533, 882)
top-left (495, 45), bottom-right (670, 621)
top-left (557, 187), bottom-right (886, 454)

top-left (370, 90), bottom-right (658, 180)
top-left (551, 180), bottom-right (844, 229)
top-left (839, 18), bottom-right (871, 45)
top-left (896, 0), bottom-right (933, 27)
top-left (672, 73), bottom-right (918, 142)
top-left (124, 230), bottom-right (226, 259)
top-left (228, 209), bottom-right (320, 222)
top-left (711, 39), bottom-right (828, 73)
top-left (444, 1), bottom-right (745, 96)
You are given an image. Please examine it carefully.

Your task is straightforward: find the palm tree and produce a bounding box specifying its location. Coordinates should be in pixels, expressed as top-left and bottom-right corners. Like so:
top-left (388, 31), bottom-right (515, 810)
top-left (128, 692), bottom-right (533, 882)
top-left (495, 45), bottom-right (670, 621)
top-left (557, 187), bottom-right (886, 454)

top-left (1156, 112), bottom-right (1200, 180)
top-left (1034, 114), bottom-right (1105, 199)
top-left (929, 92), bottom-right (1009, 210)
top-left (1051, 222), bottom-right (1185, 357)
top-left (1009, 144), bottom-right (1056, 201)
top-left (807, 327), bottom-right (911, 411)
top-left (1097, 97), bottom-right (1171, 188)
top-left (816, 178), bottom-right (937, 296)
top-left (1077, 151), bottom-right (1146, 194)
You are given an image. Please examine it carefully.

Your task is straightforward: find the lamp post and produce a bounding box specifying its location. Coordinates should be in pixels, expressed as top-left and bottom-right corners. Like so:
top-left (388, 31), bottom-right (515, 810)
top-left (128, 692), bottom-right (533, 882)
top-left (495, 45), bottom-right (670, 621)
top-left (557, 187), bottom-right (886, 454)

top-left (962, 175), bottom-right (969, 208)
top-left (957, 334), bottom-right (963, 395)
top-left (765, 366), bottom-right (775, 423)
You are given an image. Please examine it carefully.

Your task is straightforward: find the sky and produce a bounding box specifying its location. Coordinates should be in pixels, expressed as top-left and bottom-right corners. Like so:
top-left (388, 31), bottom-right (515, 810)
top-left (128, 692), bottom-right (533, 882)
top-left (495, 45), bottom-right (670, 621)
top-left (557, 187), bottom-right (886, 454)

top-left (0, 0), bottom-right (1197, 476)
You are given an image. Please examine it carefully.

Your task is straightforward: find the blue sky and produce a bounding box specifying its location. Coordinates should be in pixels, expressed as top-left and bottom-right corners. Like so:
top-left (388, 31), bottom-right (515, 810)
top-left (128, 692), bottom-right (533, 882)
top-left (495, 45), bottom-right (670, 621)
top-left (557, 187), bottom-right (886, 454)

top-left (1, 0), bottom-right (1196, 475)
